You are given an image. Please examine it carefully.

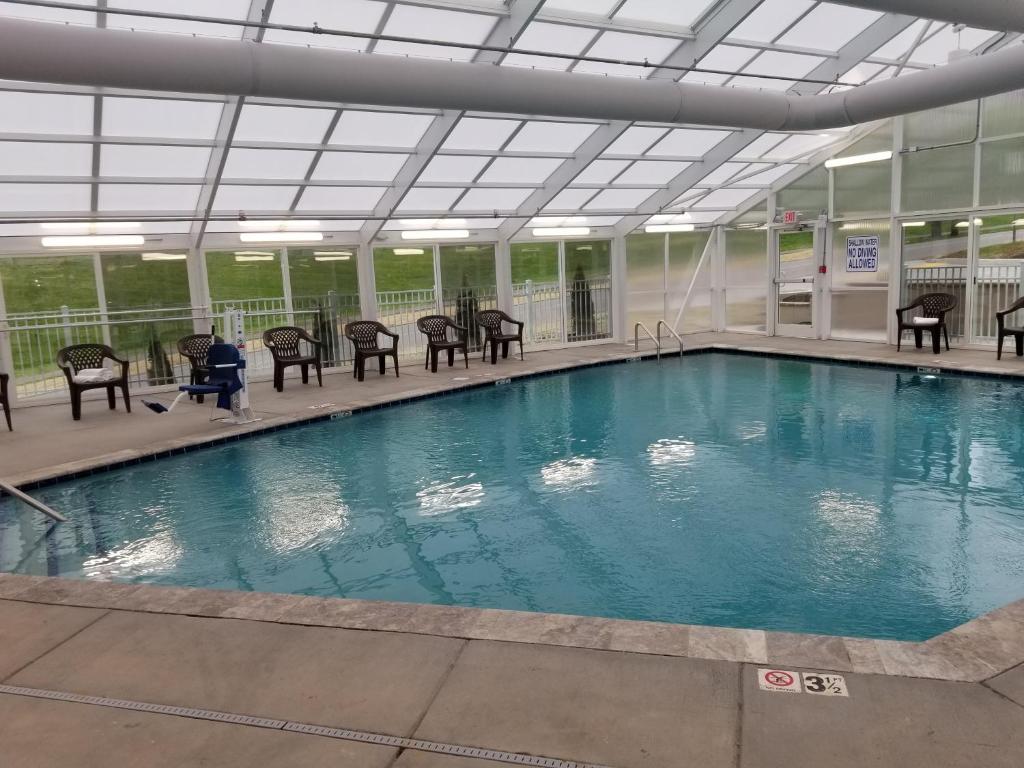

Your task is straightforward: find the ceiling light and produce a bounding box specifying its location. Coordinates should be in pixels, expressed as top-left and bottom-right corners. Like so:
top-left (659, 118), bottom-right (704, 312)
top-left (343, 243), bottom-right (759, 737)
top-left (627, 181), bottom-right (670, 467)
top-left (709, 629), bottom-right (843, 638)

top-left (394, 248), bottom-right (426, 255)
top-left (41, 235), bottom-right (145, 248)
top-left (401, 229), bottom-right (470, 240)
top-left (314, 255), bottom-right (350, 261)
top-left (954, 218), bottom-right (983, 228)
top-left (313, 250), bottom-right (352, 256)
top-left (532, 227), bottom-right (591, 237)
top-left (234, 254), bottom-right (275, 262)
top-left (40, 221), bottom-right (141, 231)
top-left (824, 151), bottom-right (892, 169)
top-left (645, 224), bottom-right (695, 233)
top-left (239, 232), bottom-right (323, 243)
top-left (141, 252), bottom-right (186, 261)
top-left (234, 250), bottom-right (275, 256)
top-left (901, 221), bottom-right (926, 228)
top-left (238, 220), bottom-right (320, 230)
top-left (1013, 219), bottom-right (1024, 227)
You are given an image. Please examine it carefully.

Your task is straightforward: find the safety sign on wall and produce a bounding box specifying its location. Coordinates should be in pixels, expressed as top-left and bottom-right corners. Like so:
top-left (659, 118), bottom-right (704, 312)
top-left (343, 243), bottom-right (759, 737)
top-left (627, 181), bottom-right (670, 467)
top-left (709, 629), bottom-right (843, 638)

top-left (846, 235), bottom-right (879, 272)
top-left (757, 668), bottom-right (848, 697)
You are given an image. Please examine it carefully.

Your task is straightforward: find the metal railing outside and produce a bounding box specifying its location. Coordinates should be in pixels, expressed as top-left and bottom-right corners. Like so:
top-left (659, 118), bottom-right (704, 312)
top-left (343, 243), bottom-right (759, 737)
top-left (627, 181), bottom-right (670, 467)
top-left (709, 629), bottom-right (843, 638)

top-left (904, 261), bottom-right (1024, 340)
top-left (512, 280), bottom-right (563, 345)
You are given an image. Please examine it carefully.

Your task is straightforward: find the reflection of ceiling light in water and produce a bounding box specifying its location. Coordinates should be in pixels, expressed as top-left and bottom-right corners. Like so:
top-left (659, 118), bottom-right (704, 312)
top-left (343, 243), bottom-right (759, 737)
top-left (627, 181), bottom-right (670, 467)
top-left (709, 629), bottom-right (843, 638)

top-left (266, 495), bottom-right (350, 552)
top-left (541, 457), bottom-right (597, 489)
top-left (417, 475), bottom-right (484, 516)
top-left (82, 530), bottom-right (182, 579)
top-left (738, 422), bottom-right (767, 441)
top-left (647, 438), bottom-right (696, 467)
top-left (815, 490), bottom-right (880, 535)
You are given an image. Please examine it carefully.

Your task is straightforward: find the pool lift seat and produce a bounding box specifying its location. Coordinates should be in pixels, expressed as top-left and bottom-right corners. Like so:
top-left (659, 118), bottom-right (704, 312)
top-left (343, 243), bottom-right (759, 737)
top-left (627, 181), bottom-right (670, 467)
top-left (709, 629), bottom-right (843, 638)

top-left (143, 343), bottom-right (244, 420)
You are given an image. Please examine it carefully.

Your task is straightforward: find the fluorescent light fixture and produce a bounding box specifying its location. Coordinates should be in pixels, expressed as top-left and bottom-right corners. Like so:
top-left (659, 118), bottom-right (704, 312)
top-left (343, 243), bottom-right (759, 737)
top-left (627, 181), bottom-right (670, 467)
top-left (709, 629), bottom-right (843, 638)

top-left (400, 229), bottom-right (470, 240)
top-left (954, 218), bottom-right (983, 228)
top-left (394, 248), bottom-right (425, 255)
top-left (239, 232), bottom-right (323, 243)
top-left (41, 221), bottom-right (141, 231)
top-left (141, 252), bottom-right (186, 261)
top-left (238, 220), bottom-right (320, 230)
top-left (645, 224), bottom-right (695, 233)
top-left (234, 250), bottom-right (275, 256)
top-left (314, 255), bottom-right (351, 262)
top-left (41, 234), bottom-right (145, 248)
top-left (824, 150), bottom-right (892, 169)
top-left (1012, 219), bottom-right (1024, 227)
top-left (901, 221), bottom-right (926, 228)
top-left (234, 254), bottom-right (274, 262)
top-left (313, 250), bottom-right (352, 256)
top-left (532, 227), bottom-right (591, 237)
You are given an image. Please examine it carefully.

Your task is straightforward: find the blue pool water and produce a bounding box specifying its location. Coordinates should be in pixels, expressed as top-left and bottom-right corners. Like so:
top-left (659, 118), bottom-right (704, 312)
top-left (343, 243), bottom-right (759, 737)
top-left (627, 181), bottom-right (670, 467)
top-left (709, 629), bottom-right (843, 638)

top-left (3, 353), bottom-right (1024, 641)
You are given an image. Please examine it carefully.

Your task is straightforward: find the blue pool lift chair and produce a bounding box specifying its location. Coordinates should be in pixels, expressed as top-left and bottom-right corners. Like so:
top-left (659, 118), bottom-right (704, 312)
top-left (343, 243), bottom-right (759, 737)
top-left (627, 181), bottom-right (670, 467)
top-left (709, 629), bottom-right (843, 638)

top-left (143, 343), bottom-right (243, 417)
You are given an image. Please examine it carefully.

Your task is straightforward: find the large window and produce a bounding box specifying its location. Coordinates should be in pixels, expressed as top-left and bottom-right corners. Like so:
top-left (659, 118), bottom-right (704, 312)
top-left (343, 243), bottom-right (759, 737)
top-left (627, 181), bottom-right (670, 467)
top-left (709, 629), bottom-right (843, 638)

top-left (511, 241), bottom-right (562, 344)
top-left (900, 219), bottom-right (969, 339)
top-left (724, 228), bottom-right (768, 332)
top-left (830, 221), bottom-right (890, 341)
top-left (565, 240), bottom-right (612, 341)
top-left (288, 247), bottom-right (360, 366)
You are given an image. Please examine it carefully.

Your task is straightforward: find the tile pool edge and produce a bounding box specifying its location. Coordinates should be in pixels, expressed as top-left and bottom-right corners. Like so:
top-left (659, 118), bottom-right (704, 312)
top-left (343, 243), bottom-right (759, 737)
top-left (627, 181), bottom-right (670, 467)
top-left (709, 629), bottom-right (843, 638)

top-left (7, 338), bottom-right (1024, 492)
top-left (1, 572), bottom-right (1022, 684)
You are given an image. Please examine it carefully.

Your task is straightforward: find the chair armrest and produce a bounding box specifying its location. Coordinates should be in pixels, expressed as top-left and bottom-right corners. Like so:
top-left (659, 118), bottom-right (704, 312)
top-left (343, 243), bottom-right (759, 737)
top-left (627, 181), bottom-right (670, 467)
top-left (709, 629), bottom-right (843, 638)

top-left (384, 331), bottom-right (399, 348)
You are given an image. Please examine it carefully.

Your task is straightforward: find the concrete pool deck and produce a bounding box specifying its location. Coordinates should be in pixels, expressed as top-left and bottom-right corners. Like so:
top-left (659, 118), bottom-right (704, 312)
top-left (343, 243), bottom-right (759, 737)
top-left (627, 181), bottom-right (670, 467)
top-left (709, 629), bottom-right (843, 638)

top-left (4, 333), bottom-right (1024, 766)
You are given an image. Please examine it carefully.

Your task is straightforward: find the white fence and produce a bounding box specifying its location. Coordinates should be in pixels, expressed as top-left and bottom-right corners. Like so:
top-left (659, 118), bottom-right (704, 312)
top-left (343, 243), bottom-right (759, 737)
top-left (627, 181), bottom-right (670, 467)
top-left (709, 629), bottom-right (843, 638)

top-left (904, 260), bottom-right (1024, 339)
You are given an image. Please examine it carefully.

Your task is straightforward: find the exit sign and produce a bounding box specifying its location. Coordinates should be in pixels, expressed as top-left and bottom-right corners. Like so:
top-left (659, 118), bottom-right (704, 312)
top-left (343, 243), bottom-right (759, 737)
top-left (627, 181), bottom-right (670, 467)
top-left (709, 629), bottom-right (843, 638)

top-left (782, 210), bottom-right (799, 224)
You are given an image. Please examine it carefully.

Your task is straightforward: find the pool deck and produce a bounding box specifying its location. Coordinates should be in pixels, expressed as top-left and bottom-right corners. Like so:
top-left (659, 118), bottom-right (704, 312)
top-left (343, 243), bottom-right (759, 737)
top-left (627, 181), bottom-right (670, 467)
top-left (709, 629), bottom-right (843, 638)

top-left (4, 333), bottom-right (1024, 767)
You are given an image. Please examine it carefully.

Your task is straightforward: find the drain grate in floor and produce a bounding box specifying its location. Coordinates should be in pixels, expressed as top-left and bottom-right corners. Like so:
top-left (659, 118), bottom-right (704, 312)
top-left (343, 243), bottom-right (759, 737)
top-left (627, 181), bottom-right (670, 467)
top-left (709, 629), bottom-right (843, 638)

top-left (0, 684), bottom-right (610, 768)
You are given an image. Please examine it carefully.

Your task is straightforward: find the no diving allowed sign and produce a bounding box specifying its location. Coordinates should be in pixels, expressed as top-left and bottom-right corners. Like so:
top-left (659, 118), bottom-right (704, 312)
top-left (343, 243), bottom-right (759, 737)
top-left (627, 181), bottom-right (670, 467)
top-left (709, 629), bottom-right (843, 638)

top-left (758, 668), bottom-right (848, 697)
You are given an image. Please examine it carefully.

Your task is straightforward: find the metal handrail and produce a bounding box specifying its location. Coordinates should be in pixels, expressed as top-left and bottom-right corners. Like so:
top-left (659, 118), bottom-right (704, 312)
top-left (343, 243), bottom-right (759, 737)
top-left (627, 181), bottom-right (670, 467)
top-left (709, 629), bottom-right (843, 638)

top-left (0, 480), bottom-right (67, 523)
top-left (657, 320), bottom-right (685, 355)
top-left (634, 321), bottom-right (661, 360)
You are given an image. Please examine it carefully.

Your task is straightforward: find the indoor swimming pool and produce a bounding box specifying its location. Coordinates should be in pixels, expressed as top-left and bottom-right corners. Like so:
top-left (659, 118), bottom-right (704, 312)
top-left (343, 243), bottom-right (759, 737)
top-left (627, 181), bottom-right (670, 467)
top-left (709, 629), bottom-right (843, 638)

top-left (3, 353), bottom-right (1024, 641)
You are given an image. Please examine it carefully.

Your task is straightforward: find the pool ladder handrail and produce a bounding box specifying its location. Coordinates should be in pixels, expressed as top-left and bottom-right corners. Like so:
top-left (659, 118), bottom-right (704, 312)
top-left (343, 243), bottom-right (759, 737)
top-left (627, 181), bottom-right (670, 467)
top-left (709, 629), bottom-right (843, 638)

top-left (0, 480), bottom-right (67, 523)
top-left (634, 321), bottom-right (661, 360)
top-left (656, 320), bottom-right (685, 355)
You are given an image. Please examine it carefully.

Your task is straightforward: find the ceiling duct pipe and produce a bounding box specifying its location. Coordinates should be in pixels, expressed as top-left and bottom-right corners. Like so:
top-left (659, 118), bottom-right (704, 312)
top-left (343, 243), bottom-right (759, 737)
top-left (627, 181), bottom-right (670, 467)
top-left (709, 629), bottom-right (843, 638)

top-left (826, 0), bottom-right (1024, 33)
top-left (0, 18), bottom-right (1023, 131)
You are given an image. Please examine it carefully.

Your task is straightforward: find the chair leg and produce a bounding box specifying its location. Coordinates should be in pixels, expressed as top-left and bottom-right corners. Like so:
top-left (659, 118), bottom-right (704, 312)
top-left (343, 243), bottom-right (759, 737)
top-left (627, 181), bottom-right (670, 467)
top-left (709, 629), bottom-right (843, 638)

top-left (430, 348), bottom-right (438, 374)
top-left (490, 340), bottom-right (498, 365)
top-left (501, 341), bottom-right (509, 360)
top-left (897, 329), bottom-right (902, 352)
top-left (353, 355), bottom-right (359, 379)
top-left (943, 324), bottom-right (951, 352)
top-left (357, 357), bottom-right (365, 383)
top-left (392, 352), bottom-right (400, 378)
top-left (300, 363), bottom-right (309, 384)
top-left (931, 328), bottom-right (941, 354)
top-left (378, 356), bottom-right (386, 375)
top-left (2, 402), bottom-right (10, 432)
top-left (998, 333), bottom-right (1004, 360)
top-left (424, 347), bottom-right (430, 371)
top-left (1017, 334), bottom-right (1024, 357)
top-left (71, 388), bottom-right (82, 421)
top-left (519, 339), bottom-right (524, 361)
top-left (107, 386), bottom-right (116, 410)
top-left (121, 382), bottom-right (131, 413)
top-left (274, 364), bottom-right (283, 392)
top-left (447, 348), bottom-right (454, 367)
top-left (463, 346), bottom-right (469, 368)
top-left (913, 328), bottom-right (923, 349)
top-left (315, 362), bottom-right (323, 387)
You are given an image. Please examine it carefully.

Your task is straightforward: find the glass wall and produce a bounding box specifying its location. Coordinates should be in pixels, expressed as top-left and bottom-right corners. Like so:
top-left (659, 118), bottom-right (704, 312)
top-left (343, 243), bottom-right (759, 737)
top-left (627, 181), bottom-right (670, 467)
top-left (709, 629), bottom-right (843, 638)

top-left (205, 249), bottom-right (287, 365)
top-left (724, 228), bottom-right (768, 332)
top-left (625, 232), bottom-right (665, 336)
top-left (565, 240), bottom-right (612, 341)
top-left (511, 241), bottom-right (562, 344)
top-left (669, 231), bottom-right (712, 333)
top-left (830, 221), bottom-right (890, 341)
top-left (900, 219), bottom-right (969, 339)
top-left (974, 214), bottom-right (1024, 341)
top-left (775, 167), bottom-right (827, 222)
top-left (626, 231), bottom-right (712, 336)
top-left (288, 248), bottom-right (361, 367)
top-left (373, 246), bottom-right (437, 360)
top-left (439, 244), bottom-right (498, 350)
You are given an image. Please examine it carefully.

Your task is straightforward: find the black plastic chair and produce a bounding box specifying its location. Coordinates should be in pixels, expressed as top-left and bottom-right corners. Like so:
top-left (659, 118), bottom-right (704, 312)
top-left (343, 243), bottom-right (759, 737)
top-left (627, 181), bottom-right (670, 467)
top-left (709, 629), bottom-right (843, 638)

top-left (895, 292), bottom-right (957, 354)
top-left (996, 296), bottom-right (1024, 360)
top-left (263, 326), bottom-right (322, 392)
top-left (56, 344), bottom-right (131, 421)
top-left (476, 309), bottom-right (524, 365)
top-left (345, 320), bottom-right (399, 382)
top-left (177, 333), bottom-right (224, 404)
top-left (0, 372), bottom-right (11, 431)
top-left (417, 315), bottom-right (468, 373)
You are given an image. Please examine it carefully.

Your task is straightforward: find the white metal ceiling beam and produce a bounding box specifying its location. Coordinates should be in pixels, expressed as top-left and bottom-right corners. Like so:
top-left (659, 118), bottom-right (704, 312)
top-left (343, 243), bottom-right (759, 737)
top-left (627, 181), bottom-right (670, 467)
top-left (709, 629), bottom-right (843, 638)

top-left (827, 0), bottom-right (1024, 32)
top-left (612, 11), bottom-right (918, 236)
top-left (357, 0), bottom-right (546, 243)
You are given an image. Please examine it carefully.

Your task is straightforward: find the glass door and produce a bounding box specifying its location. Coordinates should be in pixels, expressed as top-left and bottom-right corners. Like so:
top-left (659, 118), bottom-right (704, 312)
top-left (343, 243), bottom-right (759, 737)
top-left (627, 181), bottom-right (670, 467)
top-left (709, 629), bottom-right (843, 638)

top-left (972, 214), bottom-right (1024, 343)
top-left (899, 219), bottom-right (970, 342)
top-left (772, 230), bottom-right (816, 338)
top-left (373, 246), bottom-right (439, 360)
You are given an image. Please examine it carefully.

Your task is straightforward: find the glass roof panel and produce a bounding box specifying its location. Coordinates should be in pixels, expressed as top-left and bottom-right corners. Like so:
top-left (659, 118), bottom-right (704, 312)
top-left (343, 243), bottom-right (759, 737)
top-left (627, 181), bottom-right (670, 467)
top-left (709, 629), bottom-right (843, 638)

top-left (331, 110), bottom-right (435, 148)
top-left (542, 0), bottom-right (619, 15)
top-left (614, 160), bottom-right (690, 184)
top-left (572, 159), bottom-right (631, 184)
top-left (505, 121), bottom-right (597, 153)
top-left (374, 5), bottom-right (498, 62)
top-left (697, 161), bottom-right (748, 185)
top-left (100, 144), bottom-right (213, 177)
top-left (107, 1), bottom-right (250, 38)
top-left (102, 97), bottom-right (224, 139)
top-left (604, 127), bottom-right (669, 155)
top-left (502, 21), bottom-right (596, 72)
top-left (0, 0), bottom-right (95, 25)
top-left (295, 186), bottom-right (386, 211)
top-left (265, 0), bottom-right (387, 52)
top-left (841, 61), bottom-right (885, 85)
top-left (0, 91), bottom-right (93, 135)
top-left (0, 141), bottom-right (92, 176)
top-left (221, 148), bottom-right (316, 179)
top-left (910, 25), bottom-right (998, 66)
top-left (734, 133), bottom-right (787, 159)
top-left (98, 183), bottom-right (201, 211)
top-left (443, 118), bottom-right (521, 151)
top-left (212, 185), bottom-right (301, 212)
top-left (776, 3), bottom-right (882, 52)
top-left (234, 104), bottom-right (335, 143)
top-left (738, 163), bottom-right (796, 185)
top-left (728, 0), bottom-right (814, 43)
top-left (0, 183), bottom-right (90, 211)
top-left (682, 44), bottom-right (758, 86)
top-left (478, 157), bottom-right (564, 184)
top-left (396, 187), bottom-right (465, 211)
top-left (690, 188), bottom-right (758, 208)
top-left (584, 188), bottom-right (657, 210)
top-left (741, 51), bottom-right (825, 79)
top-left (647, 128), bottom-right (731, 157)
top-left (419, 155), bottom-right (491, 183)
top-left (614, 0), bottom-right (714, 27)
top-left (573, 32), bottom-right (680, 79)
top-left (871, 19), bottom-right (928, 60)
top-left (455, 188), bottom-right (534, 210)
top-left (543, 188), bottom-right (597, 210)
top-left (312, 151), bottom-right (409, 181)
top-left (764, 133), bottom-right (835, 159)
